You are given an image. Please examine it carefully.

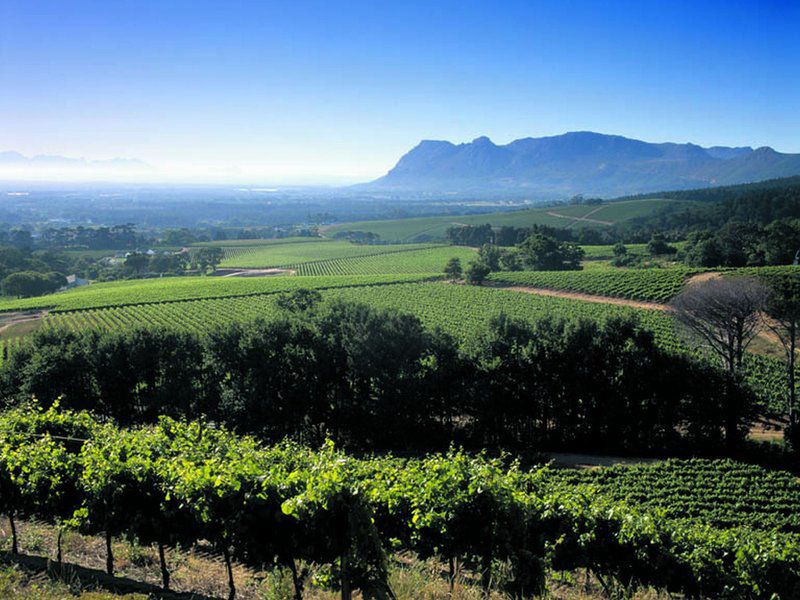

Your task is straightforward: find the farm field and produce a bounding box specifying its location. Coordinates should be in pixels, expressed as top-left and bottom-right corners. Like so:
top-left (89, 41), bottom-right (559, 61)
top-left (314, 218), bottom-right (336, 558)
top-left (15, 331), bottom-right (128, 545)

top-left (291, 245), bottom-right (476, 275)
top-left (194, 236), bottom-right (322, 247)
top-left (488, 267), bottom-right (700, 303)
top-left (323, 198), bottom-right (686, 242)
top-left (217, 240), bottom-right (443, 268)
top-left (579, 241), bottom-right (688, 260)
top-left (0, 274), bottom-right (432, 313)
top-left (546, 458), bottom-right (800, 533)
top-left (39, 280), bottom-right (680, 347)
top-left (24, 277), bottom-right (792, 416)
top-left (1, 406), bottom-right (798, 600)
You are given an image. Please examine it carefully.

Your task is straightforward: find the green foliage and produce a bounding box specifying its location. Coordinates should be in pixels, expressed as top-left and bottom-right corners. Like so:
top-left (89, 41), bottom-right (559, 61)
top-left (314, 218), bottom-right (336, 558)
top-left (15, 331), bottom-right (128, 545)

top-left (1, 407), bottom-right (799, 600)
top-left (275, 288), bottom-right (323, 312)
top-left (218, 240), bottom-right (445, 269)
top-left (646, 233), bottom-right (677, 256)
top-left (0, 273), bottom-right (430, 312)
top-left (324, 199), bottom-right (684, 242)
top-left (289, 246), bottom-right (477, 276)
top-left (443, 257), bottom-right (462, 280)
top-left (464, 261), bottom-right (490, 285)
top-left (546, 459), bottom-right (800, 533)
top-left (517, 234), bottom-right (584, 271)
top-left (488, 267), bottom-right (698, 302)
top-left (1, 271), bottom-right (65, 298)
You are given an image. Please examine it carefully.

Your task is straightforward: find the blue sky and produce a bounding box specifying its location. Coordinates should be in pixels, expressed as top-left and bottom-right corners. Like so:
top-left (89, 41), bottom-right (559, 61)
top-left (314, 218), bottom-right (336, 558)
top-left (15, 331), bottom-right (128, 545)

top-left (1, 0), bottom-right (798, 182)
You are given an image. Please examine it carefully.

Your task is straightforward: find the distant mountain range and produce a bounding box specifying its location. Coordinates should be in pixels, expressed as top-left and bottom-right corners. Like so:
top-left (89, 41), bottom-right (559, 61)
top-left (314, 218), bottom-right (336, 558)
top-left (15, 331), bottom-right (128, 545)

top-left (365, 132), bottom-right (800, 198)
top-left (0, 151), bottom-right (150, 178)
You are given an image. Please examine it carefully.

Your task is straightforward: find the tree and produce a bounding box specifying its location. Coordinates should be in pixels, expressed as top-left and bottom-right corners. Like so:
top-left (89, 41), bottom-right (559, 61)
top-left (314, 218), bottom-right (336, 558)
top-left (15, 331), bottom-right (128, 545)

top-left (612, 242), bottom-right (628, 257)
top-left (124, 253), bottom-right (149, 277)
top-left (276, 288), bottom-right (323, 312)
top-left (191, 247), bottom-right (225, 274)
top-left (670, 277), bottom-right (768, 447)
top-left (465, 261), bottom-right (490, 285)
top-left (765, 274), bottom-right (800, 449)
top-left (1, 271), bottom-right (64, 297)
top-left (646, 234), bottom-right (677, 256)
top-left (499, 250), bottom-right (522, 271)
top-left (518, 234), bottom-right (584, 271)
top-left (443, 257), bottom-right (463, 281)
top-left (478, 244), bottom-right (501, 271)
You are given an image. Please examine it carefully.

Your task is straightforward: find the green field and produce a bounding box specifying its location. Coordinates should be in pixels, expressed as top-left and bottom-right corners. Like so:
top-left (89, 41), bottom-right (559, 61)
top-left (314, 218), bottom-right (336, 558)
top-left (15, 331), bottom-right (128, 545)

top-left (546, 459), bottom-right (800, 533)
top-left (218, 240), bottom-right (443, 268)
top-left (42, 280), bottom-right (681, 348)
top-left (488, 267), bottom-right (700, 302)
top-left (193, 236), bottom-right (321, 247)
top-left (324, 198), bottom-right (686, 242)
top-left (0, 273), bottom-right (431, 313)
top-left (30, 278), bottom-right (790, 414)
top-left (290, 245), bottom-right (476, 275)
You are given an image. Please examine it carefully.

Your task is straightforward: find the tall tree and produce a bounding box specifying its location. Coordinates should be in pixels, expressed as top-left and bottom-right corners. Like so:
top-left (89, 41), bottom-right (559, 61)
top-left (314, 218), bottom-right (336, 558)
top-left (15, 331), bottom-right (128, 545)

top-left (443, 257), bottom-right (463, 281)
top-left (670, 277), bottom-right (768, 447)
top-left (765, 274), bottom-right (800, 446)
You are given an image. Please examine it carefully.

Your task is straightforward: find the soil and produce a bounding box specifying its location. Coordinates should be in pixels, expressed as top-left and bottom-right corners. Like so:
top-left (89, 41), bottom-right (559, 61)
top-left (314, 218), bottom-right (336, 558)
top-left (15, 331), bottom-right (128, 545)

top-left (211, 268), bottom-right (295, 277)
top-left (685, 271), bottom-right (722, 285)
top-left (491, 284), bottom-right (669, 311)
top-left (546, 453), bottom-right (657, 469)
top-left (0, 311), bottom-right (47, 339)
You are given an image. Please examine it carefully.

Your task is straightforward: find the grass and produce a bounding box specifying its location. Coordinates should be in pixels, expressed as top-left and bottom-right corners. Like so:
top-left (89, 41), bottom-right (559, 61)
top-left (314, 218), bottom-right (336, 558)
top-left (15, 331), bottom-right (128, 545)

top-left (0, 517), bottom-right (675, 600)
top-left (323, 199), bottom-right (687, 242)
top-left (218, 241), bottom-right (441, 269)
top-left (193, 237), bottom-right (325, 247)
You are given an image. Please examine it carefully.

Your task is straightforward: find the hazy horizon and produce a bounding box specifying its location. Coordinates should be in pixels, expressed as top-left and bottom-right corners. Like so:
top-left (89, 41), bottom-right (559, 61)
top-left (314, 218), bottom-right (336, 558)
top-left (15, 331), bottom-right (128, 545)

top-left (2, 0), bottom-right (799, 184)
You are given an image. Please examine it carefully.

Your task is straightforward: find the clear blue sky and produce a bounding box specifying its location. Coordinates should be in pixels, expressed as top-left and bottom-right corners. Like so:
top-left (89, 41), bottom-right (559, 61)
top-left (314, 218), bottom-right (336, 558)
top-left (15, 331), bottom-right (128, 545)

top-left (1, 0), bottom-right (798, 182)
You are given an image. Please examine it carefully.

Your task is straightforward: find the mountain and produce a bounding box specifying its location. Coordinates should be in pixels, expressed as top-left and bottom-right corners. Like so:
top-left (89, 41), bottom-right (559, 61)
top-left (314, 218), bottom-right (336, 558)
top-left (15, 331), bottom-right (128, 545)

top-left (365, 132), bottom-right (800, 198)
top-left (0, 151), bottom-right (151, 179)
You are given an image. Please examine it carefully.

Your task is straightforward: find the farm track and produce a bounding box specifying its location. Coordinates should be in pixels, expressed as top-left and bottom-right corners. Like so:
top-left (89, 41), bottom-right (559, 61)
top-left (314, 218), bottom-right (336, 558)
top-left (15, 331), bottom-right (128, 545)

top-left (490, 271), bottom-right (797, 357)
top-left (0, 311), bottom-right (48, 335)
top-left (213, 268), bottom-right (296, 277)
top-left (546, 206), bottom-right (614, 227)
top-left (492, 283), bottom-right (669, 311)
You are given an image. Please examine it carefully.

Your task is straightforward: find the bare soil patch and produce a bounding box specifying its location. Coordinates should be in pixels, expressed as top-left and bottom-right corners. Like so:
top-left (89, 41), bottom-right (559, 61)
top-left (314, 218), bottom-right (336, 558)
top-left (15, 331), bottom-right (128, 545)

top-left (212, 268), bottom-right (295, 277)
top-left (545, 210), bottom-right (614, 227)
top-left (491, 284), bottom-right (669, 311)
top-left (0, 311), bottom-right (47, 339)
top-left (546, 453), bottom-right (658, 469)
top-left (685, 271), bottom-right (722, 286)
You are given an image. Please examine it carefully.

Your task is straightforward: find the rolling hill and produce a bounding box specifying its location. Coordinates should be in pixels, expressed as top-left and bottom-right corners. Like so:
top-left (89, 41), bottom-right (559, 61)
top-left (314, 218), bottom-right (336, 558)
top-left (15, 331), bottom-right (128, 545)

top-left (324, 197), bottom-right (684, 242)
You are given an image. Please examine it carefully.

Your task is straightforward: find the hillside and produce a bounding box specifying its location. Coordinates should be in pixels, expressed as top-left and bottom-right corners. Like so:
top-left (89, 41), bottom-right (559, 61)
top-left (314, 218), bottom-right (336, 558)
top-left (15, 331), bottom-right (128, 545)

top-left (365, 132), bottom-right (800, 197)
top-left (324, 198), bottom-right (682, 242)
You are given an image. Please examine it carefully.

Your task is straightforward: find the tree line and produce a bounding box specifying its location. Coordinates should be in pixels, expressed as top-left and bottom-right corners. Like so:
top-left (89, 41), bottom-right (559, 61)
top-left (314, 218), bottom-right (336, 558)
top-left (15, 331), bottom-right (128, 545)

top-left (1, 295), bottom-right (759, 455)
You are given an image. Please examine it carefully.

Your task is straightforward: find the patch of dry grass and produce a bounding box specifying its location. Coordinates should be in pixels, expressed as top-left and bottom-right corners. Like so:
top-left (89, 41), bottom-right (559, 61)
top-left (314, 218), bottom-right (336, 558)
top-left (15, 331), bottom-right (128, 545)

top-left (0, 517), bottom-right (674, 599)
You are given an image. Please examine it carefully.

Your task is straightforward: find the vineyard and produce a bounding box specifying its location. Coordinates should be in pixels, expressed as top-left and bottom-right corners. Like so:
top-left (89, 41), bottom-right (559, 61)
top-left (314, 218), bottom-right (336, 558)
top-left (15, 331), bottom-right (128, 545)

top-left (20, 280), bottom-right (792, 416)
top-left (0, 274), bottom-right (430, 314)
top-left (487, 268), bottom-right (699, 302)
top-left (290, 246), bottom-right (476, 276)
top-left (547, 459), bottom-right (800, 532)
top-left (1, 404), bottom-right (799, 600)
top-left (322, 198), bottom-right (684, 242)
top-left (217, 240), bottom-right (447, 269)
top-left (35, 281), bottom-right (679, 345)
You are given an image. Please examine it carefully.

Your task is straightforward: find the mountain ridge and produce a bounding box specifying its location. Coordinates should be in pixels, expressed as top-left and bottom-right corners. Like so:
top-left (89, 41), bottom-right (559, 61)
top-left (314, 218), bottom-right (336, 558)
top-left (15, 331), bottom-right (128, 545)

top-left (365, 131), bottom-right (800, 198)
top-left (0, 151), bottom-right (149, 170)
